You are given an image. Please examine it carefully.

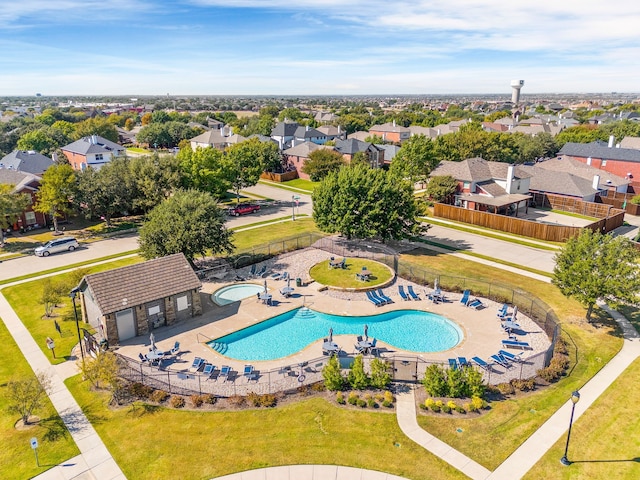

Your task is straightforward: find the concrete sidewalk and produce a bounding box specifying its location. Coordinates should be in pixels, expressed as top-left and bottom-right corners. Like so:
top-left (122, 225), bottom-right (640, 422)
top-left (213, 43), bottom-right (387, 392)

top-left (0, 292), bottom-right (125, 480)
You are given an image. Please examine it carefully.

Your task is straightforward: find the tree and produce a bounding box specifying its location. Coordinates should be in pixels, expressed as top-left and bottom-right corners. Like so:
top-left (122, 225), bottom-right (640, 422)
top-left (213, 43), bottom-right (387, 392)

top-left (553, 229), bottom-right (640, 321)
top-left (347, 354), bottom-right (369, 390)
top-left (40, 278), bottom-right (64, 317)
top-left (389, 134), bottom-right (438, 184)
top-left (322, 354), bottom-right (344, 391)
top-left (426, 175), bottom-right (458, 202)
top-left (78, 351), bottom-right (126, 404)
top-left (73, 117), bottom-right (119, 143)
top-left (34, 163), bottom-right (77, 233)
top-left (138, 189), bottom-right (234, 264)
top-left (313, 164), bottom-right (422, 241)
top-left (129, 154), bottom-right (182, 212)
top-left (16, 129), bottom-right (60, 155)
top-left (369, 358), bottom-right (392, 389)
top-left (7, 372), bottom-right (52, 425)
top-left (225, 138), bottom-right (270, 202)
top-left (0, 184), bottom-right (30, 245)
top-left (177, 147), bottom-right (230, 197)
top-left (301, 149), bottom-right (345, 182)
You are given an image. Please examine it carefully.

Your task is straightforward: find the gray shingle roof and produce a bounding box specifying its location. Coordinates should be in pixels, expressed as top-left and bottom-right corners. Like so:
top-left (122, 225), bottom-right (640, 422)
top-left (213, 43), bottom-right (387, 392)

top-left (369, 122), bottom-right (410, 133)
top-left (431, 158), bottom-right (531, 182)
top-left (82, 253), bottom-right (201, 315)
top-left (294, 126), bottom-right (324, 139)
top-left (559, 142), bottom-right (640, 163)
top-left (534, 158), bottom-right (629, 188)
top-left (283, 142), bottom-right (331, 157)
top-left (271, 122), bottom-right (299, 137)
top-left (0, 150), bottom-right (53, 175)
top-left (335, 138), bottom-right (372, 155)
top-left (62, 136), bottom-right (124, 155)
top-left (0, 169), bottom-right (41, 192)
top-left (521, 166), bottom-right (598, 198)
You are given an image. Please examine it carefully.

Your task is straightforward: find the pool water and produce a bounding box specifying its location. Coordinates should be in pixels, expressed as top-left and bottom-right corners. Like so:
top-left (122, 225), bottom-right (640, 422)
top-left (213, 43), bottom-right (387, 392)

top-left (208, 307), bottom-right (463, 361)
top-left (212, 283), bottom-right (264, 306)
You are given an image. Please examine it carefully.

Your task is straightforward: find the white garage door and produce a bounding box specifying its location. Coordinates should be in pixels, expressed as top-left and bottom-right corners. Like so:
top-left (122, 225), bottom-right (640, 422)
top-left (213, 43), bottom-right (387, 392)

top-left (116, 308), bottom-right (136, 342)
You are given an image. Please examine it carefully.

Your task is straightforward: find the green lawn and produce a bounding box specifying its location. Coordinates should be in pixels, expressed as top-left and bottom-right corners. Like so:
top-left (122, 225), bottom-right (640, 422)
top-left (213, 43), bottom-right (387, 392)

top-left (310, 258), bottom-right (394, 288)
top-left (127, 147), bottom-right (152, 154)
top-left (232, 218), bottom-right (322, 251)
top-left (67, 376), bottom-right (466, 480)
top-left (524, 358), bottom-right (640, 480)
top-left (2, 256), bottom-right (143, 363)
top-left (0, 319), bottom-right (78, 479)
top-left (283, 178), bottom-right (320, 192)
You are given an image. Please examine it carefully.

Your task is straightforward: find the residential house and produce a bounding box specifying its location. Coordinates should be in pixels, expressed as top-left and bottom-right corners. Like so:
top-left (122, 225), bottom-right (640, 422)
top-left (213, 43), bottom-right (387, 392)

top-left (408, 125), bottom-right (441, 138)
top-left (314, 111), bottom-right (338, 124)
top-left (189, 126), bottom-right (246, 151)
top-left (78, 253), bottom-right (202, 345)
top-left (0, 169), bottom-right (47, 230)
top-left (271, 121), bottom-right (299, 150)
top-left (293, 125), bottom-right (327, 145)
top-left (62, 135), bottom-right (126, 171)
top-left (368, 121), bottom-right (410, 143)
top-left (558, 139), bottom-right (640, 187)
top-left (532, 158), bottom-right (629, 195)
top-left (619, 136), bottom-right (640, 150)
top-left (0, 150), bottom-right (53, 175)
top-left (430, 157), bottom-right (532, 215)
top-left (335, 139), bottom-right (384, 169)
top-left (316, 125), bottom-right (346, 142)
top-left (347, 131), bottom-right (371, 142)
top-left (282, 142), bottom-right (334, 180)
top-left (377, 144), bottom-right (400, 164)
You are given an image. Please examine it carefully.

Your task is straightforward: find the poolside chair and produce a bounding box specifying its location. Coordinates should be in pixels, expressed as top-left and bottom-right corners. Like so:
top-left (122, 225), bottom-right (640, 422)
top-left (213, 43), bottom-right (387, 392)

top-left (497, 303), bottom-right (509, 318)
top-left (398, 285), bottom-right (410, 301)
top-left (490, 354), bottom-right (511, 369)
top-left (467, 298), bottom-right (486, 310)
top-left (281, 272), bottom-right (289, 281)
top-left (370, 338), bottom-right (378, 355)
top-left (460, 290), bottom-right (470, 306)
top-left (219, 365), bottom-right (231, 382)
top-left (189, 357), bottom-right (204, 372)
top-left (339, 257), bottom-right (347, 269)
top-left (471, 356), bottom-right (491, 371)
top-left (170, 341), bottom-right (180, 356)
top-left (370, 290), bottom-right (387, 305)
top-left (498, 349), bottom-right (523, 363)
top-left (377, 289), bottom-right (393, 304)
top-left (458, 357), bottom-right (469, 368)
top-left (501, 339), bottom-right (531, 350)
top-left (138, 352), bottom-right (148, 363)
top-left (448, 358), bottom-right (458, 370)
top-left (257, 265), bottom-right (268, 277)
top-left (248, 264), bottom-right (257, 278)
top-left (407, 285), bottom-right (420, 301)
top-left (243, 365), bottom-right (258, 382)
top-left (270, 272), bottom-right (282, 280)
top-left (366, 290), bottom-right (383, 307)
top-left (202, 363), bottom-right (215, 376)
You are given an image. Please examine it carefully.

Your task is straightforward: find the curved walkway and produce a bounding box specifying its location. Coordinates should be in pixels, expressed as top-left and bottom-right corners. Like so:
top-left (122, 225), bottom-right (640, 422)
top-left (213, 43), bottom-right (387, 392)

top-left (215, 465), bottom-right (409, 480)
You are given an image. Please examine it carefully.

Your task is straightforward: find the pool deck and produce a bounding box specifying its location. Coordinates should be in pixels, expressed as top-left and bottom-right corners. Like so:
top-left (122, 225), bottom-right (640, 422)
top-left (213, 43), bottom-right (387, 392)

top-left (115, 249), bottom-right (550, 385)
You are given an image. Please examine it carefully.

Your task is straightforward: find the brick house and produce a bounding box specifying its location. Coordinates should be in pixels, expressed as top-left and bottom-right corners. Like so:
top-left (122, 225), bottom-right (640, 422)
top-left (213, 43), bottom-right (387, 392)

top-left (368, 121), bottom-right (410, 143)
top-left (0, 150), bottom-right (53, 175)
top-left (62, 135), bottom-right (126, 170)
top-left (283, 142), bottom-right (335, 180)
top-left (77, 253), bottom-right (202, 345)
top-left (335, 139), bottom-right (385, 168)
top-left (0, 169), bottom-right (48, 231)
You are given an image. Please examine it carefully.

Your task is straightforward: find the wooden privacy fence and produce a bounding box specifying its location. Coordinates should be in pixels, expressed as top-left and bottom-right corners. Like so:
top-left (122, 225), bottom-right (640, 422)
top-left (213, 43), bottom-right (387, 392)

top-left (260, 170), bottom-right (299, 182)
top-left (597, 191), bottom-right (640, 216)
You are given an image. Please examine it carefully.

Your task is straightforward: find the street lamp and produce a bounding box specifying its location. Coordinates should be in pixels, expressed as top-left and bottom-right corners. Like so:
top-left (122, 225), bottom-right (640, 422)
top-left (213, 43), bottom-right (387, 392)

top-left (69, 287), bottom-right (85, 362)
top-left (291, 195), bottom-right (295, 221)
top-left (560, 390), bottom-right (580, 466)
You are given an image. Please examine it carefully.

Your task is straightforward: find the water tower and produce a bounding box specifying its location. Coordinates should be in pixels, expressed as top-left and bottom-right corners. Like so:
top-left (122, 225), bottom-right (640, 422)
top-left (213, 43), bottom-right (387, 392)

top-left (511, 80), bottom-right (524, 104)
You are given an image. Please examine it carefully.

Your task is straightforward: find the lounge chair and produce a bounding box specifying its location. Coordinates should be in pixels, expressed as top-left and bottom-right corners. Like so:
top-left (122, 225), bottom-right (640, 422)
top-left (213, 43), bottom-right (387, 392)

top-left (281, 272), bottom-right (289, 281)
top-left (370, 290), bottom-right (387, 305)
top-left (339, 258), bottom-right (347, 269)
top-left (460, 290), bottom-right (470, 306)
top-left (428, 288), bottom-right (444, 303)
top-left (407, 285), bottom-right (420, 301)
top-left (219, 365), bottom-right (231, 382)
top-left (448, 358), bottom-right (458, 370)
top-left (498, 349), bottom-right (523, 363)
top-left (257, 265), bottom-right (268, 277)
top-left (490, 354), bottom-right (511, 369)
top-left (202, 363), bottom-right (215, 376)
top-left (366, 290), bottom-right (383, 307)
top-left (377, 289), bottom-right (393, 304)
top-left (243, 365), bottom-right (257, 382)
top-left (189, 357), bottom-right (204, 372)
top-left (270, 272), bottom-right (282, 280)
top-left (398, 285), bottom-right (410, 301)
top-left (370, 338), bottom-right (378, 355)
top-left (170, 341), bottom-right (180, 356)
top-left (471, 356), bottom-right (491, 370)
top-left (458, 357), bottom-right (469, 367)
top-left (501, 339), bottom-right (531, 350)
top-left (247, 264), bottom-right (257, 278)
top-left (467, 298), bottom-right (486, 310)
top-left (138, 353), bottom-right (148, 363)
top-left (497, 303), bottom-right (509, 318)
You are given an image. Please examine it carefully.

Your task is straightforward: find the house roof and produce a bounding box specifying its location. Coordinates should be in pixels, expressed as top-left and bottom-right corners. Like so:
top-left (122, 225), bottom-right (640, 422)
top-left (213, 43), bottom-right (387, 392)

top-left (0, 169), bottom-right (41, 192)
top-left (271, 122), bottom-right (299, 137)
top-left (82, 253), bottom-right (201, 315)
top-left (62, 135), bottom-right (124, 155)
top-left (294, 126), bottom-right (325, 139)
top-left (458, 193), bottom-right (531, 207)
top-left (533, 158), bottom-right (629, 188)
top-left (559, 141), bottom-right (640, 163)
top-left (431, 158), bottom-right (531, 183)
top-left (316, 125), bottom-right (343, 136)
top-left (408, 125), bottom-right (439, 137)
top-left (0, 150), bottom-right (53, 175)
top-left (190, 129), bottom-right (246, 146)
top-left (521, 166), bottom-right (599, 198)
top-left (335, 138), bottom-right (375, 155)
top-left (347, 131), bottom-right (370, 141)
top-left (283, 142), bottom-right (331, 157)
top-left (369, 122), bottom-right (410, 133)
top-left (620, 136), bottom-right (640, 150)
top-left (377, 144), bottom-right (401, 161)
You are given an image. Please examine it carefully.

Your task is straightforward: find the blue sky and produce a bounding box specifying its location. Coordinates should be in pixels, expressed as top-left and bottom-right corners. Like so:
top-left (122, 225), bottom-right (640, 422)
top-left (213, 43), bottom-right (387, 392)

top-left (1, 1), bottom-right (639, 95)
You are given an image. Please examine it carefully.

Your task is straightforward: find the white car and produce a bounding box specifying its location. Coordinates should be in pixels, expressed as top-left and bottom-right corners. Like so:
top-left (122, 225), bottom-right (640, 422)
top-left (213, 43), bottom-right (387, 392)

top-left (34, 237), bottom-right (80, 257)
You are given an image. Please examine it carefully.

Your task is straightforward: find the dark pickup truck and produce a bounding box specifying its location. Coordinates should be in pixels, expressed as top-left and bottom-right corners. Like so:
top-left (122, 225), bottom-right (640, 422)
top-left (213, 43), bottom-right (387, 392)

top-left (227, 204), bottom-right (260, 216)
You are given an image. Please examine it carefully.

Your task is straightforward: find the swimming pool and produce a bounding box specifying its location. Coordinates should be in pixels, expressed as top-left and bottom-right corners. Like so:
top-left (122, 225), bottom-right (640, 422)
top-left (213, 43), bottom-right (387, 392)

top-left (208, 307), bottom-right (463, 361)
top-left (212, 283), bottom-right (264, 306)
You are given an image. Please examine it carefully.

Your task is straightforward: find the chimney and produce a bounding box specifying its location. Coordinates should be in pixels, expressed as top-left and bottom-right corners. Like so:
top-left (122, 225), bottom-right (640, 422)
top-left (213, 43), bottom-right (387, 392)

top-left (506, 165), bottom-right (515, 193)
top-left (587, 156), bottom-right (592, 165)
top-left (52, 152), bottom-right (58, 162)
top-left (392, 119), bottom-right (396, 127)
top-left (592, 175), bottom-right (600, 190)
top-left (91, 134), bottom-right (98, 144)
top-left (608, 135), bottom-right (615, 148)
top-left (306, 125), bottom-right (309, 131)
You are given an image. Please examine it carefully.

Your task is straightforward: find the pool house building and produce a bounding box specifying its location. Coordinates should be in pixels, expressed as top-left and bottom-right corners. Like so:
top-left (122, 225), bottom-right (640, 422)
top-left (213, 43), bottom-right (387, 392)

top-left (77, 253), bottom-right (202, 345)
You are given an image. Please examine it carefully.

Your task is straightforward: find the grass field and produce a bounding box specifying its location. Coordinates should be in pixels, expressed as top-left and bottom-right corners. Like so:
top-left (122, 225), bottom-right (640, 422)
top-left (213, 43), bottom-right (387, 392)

top-left (0, 320), bottom-right (79, 479)
top-left (310, 258), bottom-right (394, 288)
top-left (232, 217), bottom-right (322, 251)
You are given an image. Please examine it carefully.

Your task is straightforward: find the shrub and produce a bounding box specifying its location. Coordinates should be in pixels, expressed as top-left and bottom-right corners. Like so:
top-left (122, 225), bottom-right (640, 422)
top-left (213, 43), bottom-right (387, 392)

top-left (311, 382), bottom-right (326, 392)
top-left (419, 402), bottom-right (428, 410)
top-left (369, 358), bottom-right (392, 389)
top-left (463, 367), bottom-right (486, 398)
top-left (382, 399), bottom-right (393, 408)
top-left (446, 367), bottom-right (465, 398)
top-left (129, 382), bottom-right (153, 399)
top-left (455, 405), bottom-right (466, 414)
top-left (228, 395), bottom-right (246, 407)
top-left (190, 394), bottom-right (205, 408)
top-left (203, 393), bottom-right (217, 405)
top-left (367, 397), bottom-right (377, 408)
top-left (430, 402), bottom-right (441, 413)
top-left (247, 392), bottom-right (261, 407)
top-left (442, 404), bottom-right (452, 414)
top-left (424, 398), bottom-right (435, 409)
top-left (297, 384), bottom-right (310, 395)
top-left (422, 364), bottom-right (448, 397)
top-left (170, 396), bottom-right (185, 408)
top-left (447, 400), bottom-right (458, 410)
top-left (496, 382), bottom-right (515, 395)
top-left (347, 392), bottom-right (359, 405)
top-left (630, 194), bottom-right (640, 205)
top-left (336, 392), bottom-right (345, 404)
top-left (383, 390), bottom-right (395, 403)
top-left (374, 392), bottom-right (385, 402)
top-left (259, 394), bottom-right (277, 407)
top-left (471, 396), bottom-right (485, 411)
top-left (356, 398), bottom-right (367, 408)
top-left (511, 378), bottom-right (536, 392)
top-left (150, 390), bottom-right (169, 403)
top-left (347, 355), bottom-right (369, 390)
top-left (463, 402), bottom-right (471, 412)
top-left (550, 355), bottom-right (570, 371)
top-left (322, 354), bottom-right (344, 391)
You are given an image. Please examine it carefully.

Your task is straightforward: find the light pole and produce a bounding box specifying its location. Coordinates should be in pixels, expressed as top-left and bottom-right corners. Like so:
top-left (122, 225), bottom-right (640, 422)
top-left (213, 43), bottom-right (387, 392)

top-left (291, 195), bottom-right (295, 221)
top-left (560, 390), bottom-right (580, 466)
top-left (69, 287), bottom-right (85, 362)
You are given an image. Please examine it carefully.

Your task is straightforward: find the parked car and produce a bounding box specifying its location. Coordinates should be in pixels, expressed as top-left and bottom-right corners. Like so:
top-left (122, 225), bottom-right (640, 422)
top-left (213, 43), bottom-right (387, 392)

top-left (34, 237), bottom-right (80, 257)
top-left (227, 204), bottom-right (260, 216)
